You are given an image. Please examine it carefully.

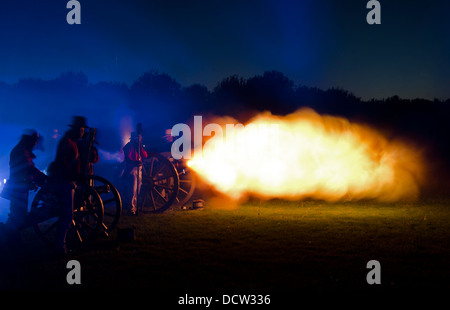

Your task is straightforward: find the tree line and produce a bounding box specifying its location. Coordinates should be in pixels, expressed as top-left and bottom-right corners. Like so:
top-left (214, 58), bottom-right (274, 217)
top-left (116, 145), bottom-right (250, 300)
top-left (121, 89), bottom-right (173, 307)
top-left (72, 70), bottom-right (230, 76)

top-left (1, 70), bottom-right (449, 178)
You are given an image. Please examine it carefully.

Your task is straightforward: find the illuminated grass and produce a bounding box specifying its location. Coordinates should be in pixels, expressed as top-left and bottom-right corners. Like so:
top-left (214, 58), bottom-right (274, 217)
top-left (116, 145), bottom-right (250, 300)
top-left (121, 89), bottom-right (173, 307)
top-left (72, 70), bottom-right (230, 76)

top-left (3, 199), bottom-right (450, 290)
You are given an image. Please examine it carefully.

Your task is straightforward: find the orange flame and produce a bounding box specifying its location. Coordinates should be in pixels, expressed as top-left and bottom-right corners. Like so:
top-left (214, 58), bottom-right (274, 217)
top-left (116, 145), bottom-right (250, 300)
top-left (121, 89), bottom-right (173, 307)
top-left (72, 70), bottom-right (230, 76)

top-left (188, 108), bottom-right (425, 202)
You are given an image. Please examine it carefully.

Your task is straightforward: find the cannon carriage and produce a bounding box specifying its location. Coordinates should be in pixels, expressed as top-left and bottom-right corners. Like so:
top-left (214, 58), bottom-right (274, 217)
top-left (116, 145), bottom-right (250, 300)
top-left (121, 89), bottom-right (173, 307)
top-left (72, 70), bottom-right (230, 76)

top-left (29, 176), bottom-right (110, 251)
top-left (137, 151), bottom-right (197, 214)
top-left (29, 127), bottom-right (123, 251)
top-left (124, 124), bottom-right (197, 214)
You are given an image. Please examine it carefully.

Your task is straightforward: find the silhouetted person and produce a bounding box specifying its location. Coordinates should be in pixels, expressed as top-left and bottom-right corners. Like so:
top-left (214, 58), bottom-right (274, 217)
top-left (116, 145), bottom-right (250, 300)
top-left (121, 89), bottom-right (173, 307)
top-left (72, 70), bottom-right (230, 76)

top-left (160, 128), bottom-right (175, 155)
top-left (47, 116), bottom-right (87, 253)
top-left (122, 131), bottom-right (147, 215)
top-left (1, 129), bottom-right (47, 242)
top-left (78, 127), bottom-right (99, 176)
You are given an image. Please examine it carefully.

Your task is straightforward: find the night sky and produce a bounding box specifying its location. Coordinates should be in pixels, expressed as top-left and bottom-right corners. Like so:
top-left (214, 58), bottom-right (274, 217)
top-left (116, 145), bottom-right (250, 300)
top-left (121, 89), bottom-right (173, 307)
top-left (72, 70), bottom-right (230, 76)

top-left (0, 0), bottom-right (449, 100)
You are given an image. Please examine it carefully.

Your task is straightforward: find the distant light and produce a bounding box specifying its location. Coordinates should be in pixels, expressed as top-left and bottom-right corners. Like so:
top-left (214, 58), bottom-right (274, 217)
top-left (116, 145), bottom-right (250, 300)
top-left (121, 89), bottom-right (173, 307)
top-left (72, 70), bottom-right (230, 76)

top-left (3, 179), bottom-right (6, 184)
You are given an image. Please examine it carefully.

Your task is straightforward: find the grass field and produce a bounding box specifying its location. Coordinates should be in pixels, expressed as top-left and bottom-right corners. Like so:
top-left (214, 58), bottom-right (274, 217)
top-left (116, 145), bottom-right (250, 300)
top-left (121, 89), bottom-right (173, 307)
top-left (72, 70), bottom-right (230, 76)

top-left (1, 197), bottom-right (450, 294)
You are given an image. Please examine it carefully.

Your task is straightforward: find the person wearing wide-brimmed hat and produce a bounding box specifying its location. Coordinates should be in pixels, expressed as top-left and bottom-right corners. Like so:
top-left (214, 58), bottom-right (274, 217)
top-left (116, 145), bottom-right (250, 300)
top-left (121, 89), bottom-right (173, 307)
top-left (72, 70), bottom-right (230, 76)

top-left (47, 116), bottom-right (88, 253)
top-left (1, 129), bottom-right (47, 245)
top-left (49, 116), bottom-right (88, 180)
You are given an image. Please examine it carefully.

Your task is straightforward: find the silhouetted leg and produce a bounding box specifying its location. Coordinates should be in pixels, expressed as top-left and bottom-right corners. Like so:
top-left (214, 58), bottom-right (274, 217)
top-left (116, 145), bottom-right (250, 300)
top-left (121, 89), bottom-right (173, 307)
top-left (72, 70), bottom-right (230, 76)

top-left (130, 167), bottom-right (138, 214)
top-left (6, 188), bottom-right (28, 231)
top-left (55, 182), bottom-right (75, 252)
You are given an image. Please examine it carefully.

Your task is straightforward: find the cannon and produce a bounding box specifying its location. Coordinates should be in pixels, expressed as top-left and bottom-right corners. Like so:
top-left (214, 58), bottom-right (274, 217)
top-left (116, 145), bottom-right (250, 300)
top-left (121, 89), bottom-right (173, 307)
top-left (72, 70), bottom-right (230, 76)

top-left (137, 151), bottom-right (197, 214)
top-left (29, 127), bottom-right (122, 251)
top-left (30, 177), bottom-right (106, 250)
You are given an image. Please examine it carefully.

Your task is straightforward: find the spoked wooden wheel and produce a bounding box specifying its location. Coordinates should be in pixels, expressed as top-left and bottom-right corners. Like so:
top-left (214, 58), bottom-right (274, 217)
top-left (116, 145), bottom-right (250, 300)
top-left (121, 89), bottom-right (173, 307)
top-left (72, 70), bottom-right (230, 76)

top-left (172, 159), bottom-right (197, 206)
top-left (31, 186), bottom-right (104, 251)
top-left (69, 186), bottom-right (104, 249)
top-left (86, 175), bottom-right (122, 234)
top-left (139, 152), bottom-right (179, 213)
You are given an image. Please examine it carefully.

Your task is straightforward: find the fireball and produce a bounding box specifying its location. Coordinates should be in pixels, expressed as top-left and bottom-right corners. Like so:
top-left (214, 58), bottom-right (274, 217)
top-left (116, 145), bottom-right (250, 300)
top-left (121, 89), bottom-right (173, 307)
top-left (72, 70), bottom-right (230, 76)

top-left (188, 108), bottom-right (425, 202)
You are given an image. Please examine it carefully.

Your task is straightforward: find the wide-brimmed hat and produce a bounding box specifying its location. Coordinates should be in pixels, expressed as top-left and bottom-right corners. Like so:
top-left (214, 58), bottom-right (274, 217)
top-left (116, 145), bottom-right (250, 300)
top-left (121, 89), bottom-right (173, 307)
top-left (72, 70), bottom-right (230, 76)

top-left (69, 116), bottom-right (89, 129)
top-left (162, 129), bottom-right (172, 138)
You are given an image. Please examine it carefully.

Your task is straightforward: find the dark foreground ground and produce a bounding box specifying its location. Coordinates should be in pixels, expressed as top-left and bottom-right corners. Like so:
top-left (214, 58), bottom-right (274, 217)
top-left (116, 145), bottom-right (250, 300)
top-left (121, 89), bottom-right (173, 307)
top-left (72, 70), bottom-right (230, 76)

top-left (1, 197), bottom-right (450, 302)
